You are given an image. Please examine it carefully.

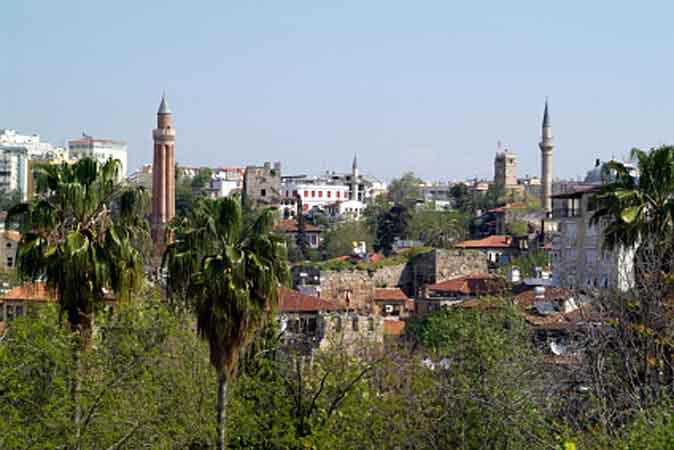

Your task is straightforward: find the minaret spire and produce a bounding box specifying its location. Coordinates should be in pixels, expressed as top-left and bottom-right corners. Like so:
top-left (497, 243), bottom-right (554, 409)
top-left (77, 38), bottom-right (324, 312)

top-left (542, 97), bottom-right (550, 129)
top-left (351, 153), bottom-right (359, 202)
top-left (539, 98), bottom-right (554, 216)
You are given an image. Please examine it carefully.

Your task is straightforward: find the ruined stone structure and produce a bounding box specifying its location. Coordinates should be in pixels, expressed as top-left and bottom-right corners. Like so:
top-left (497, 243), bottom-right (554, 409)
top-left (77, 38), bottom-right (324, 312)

top-left (242, 161), bottom-right (282, 209)
top-left (316, 250), bottom-right (488, 311)
top-left (494, 151), bottom-right (517, 188)
top-left (151, 94), bottom-right (175, 257)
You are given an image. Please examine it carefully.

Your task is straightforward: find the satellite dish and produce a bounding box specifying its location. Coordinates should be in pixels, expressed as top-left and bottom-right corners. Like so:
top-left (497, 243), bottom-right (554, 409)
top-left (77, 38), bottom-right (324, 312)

top-left (550, 341), bottom-right (567, 356)
top-left (535, 302), bottom-right (557, 316)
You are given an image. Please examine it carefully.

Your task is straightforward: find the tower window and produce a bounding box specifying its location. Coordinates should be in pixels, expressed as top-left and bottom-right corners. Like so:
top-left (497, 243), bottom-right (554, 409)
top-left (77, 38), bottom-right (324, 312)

top-left (260, 189), bottom-right (266, 197)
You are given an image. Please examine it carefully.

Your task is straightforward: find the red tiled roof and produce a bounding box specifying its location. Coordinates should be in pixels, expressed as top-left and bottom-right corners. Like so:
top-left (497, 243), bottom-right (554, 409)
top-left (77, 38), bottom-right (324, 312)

top-left (276, 219), bottom-right (320, 233)
top-left (487, 202), bottom-right (528, 213)
top-left (383, 320), bottom-right (405, 336)
top-left (427, 274), bottom-right (506, 296)
top-left (368, 253), bottom-right (385, 263)
top-left (278, 287), bottom-right (342, 312)
top-left (0, 282), bottom-right (55, 303)
top-left (2, 230), bottom-right (20, 241)
top-left (455, 235), bottom-right (515, 249)
top-left (374, 288), bottom-right (409, 302)
top-left (512, 285), bottom-right (572, 306)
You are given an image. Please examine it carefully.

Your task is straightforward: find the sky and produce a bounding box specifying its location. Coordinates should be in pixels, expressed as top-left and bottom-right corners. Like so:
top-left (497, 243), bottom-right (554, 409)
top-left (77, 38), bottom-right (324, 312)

top-left (3, 1), bottom-right (674, 182)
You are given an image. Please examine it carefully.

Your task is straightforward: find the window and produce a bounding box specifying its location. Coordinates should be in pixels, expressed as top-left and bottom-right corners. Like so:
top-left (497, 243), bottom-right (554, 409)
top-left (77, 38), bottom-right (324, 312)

top-left (7, 257), bottom-right (12, 267)
top-left (303, 203), bottom-right (309, 211)
top-left (368, 317), bottom-right (375, 332)
top-left (327, 191), bottom-right (331, 198)
top-left (260, 189), bottom-right (266, 197)
top-left (336, 191), bottom-right (341, 199)
top-left (304, 190), bottom-right (308, 198)
top-left (293, 190), bottom-right (298, 197)
top-left (6, 242), bottom-right (11, 248)
top-left (285, 190), bottom-right (289, 197)
top-left (6, 305), bottom-right (14, 321)
top-left (311, 191), bottom-right (315, 198)
top-left (15, 305), bottom-right (23, 317)
top-left (352, 316), bottom-right (359, 331)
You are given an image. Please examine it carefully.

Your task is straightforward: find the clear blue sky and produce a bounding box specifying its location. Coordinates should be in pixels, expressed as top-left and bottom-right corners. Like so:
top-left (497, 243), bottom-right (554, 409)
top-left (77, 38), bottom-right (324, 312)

top-left (3, 1), bottom-right (674, 181)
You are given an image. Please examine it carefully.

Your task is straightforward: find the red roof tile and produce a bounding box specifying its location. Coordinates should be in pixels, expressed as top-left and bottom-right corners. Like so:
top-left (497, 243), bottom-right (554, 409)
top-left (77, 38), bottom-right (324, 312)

top-left (486, 202), bottom-right (528, 213)
top-left (2, 230), bottom-right (20, 242)
top-left (455, 235), bottom-right (515, 249)
top-left (383, 320), bottom-right (405, 336)
top-left (276, 219), bottom-right (321, 233)
top-left (278, 287), bottom-right (342, 312)
top-left (374, 288), bottom-right (409, 302)
top-left (427, 274), bottom-right (506, 296)
top-left (0, 282), bottom-right (55, 303)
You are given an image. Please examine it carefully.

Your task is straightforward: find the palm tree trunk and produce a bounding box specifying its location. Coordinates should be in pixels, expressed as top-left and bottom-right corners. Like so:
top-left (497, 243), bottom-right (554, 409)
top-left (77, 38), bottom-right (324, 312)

top-left (215, 369), bottom-right (228, 450)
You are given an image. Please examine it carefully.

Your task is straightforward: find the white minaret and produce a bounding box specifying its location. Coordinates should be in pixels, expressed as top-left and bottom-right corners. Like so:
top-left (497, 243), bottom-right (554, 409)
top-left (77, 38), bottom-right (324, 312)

top-left (539, 99), bottom-right (553, 216)
top-left (351, 154), bottom-right (359, 201)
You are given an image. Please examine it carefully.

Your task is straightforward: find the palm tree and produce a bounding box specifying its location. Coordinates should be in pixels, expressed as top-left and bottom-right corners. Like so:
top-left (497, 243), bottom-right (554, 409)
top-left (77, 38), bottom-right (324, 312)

top-left (590, 146), bottom-right (674, 251)
top-left (163, 196), bottom-right (288, 450)
top-left (6, 157), bottom-right (149, 447)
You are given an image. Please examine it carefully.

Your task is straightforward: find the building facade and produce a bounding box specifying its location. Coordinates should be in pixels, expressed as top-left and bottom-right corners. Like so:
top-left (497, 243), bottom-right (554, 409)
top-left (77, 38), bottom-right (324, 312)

top-left (0, 129), bottom-right (66, 199)
top-left (68, 135), bottom-right (128, 179)
top-left (151, 95), bottom-right (176, 257)
top-left (551, 185), bottom-right (635, 291)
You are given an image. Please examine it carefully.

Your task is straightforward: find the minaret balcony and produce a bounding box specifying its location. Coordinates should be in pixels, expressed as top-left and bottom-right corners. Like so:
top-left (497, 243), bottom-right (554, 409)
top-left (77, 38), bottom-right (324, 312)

top-left (153, 129), bottom-right (176, 141)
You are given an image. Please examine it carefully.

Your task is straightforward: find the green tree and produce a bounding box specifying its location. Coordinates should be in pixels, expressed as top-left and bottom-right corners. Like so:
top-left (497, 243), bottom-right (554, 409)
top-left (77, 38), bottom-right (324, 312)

top-left (0, 190), bottom-right (22, 211)
top-left (388, 172), bottom-right (421, 206)
top-left (507, 219), bottom-right (529, 236)
top-left (408, 209), bottom-right (468, 248)
top-left (321, 221), bottom-right (374, 259)
top-left (5, 158), bottom-right (148, 448)
top-left (163, 196), bottom-right (289, 450)
top-left (191, 167), bottom-right (213, 189)
top-left (591, 146), bottom-right (674, 250)
top-left (374, 204), bottom-right (410, 256)
top-left (295, 196), bottom-right (310, 260)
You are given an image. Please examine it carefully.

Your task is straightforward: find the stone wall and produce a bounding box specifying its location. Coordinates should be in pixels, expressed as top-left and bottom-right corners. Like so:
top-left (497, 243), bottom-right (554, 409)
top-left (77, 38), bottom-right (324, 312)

top-left (318, 250), bottom-right (487, 310)
top-left (410, 249), bottom-right (487, 296)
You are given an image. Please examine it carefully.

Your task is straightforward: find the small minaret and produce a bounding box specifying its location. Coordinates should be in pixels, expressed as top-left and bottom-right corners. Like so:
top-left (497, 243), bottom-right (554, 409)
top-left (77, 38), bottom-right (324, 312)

top-left (351, 153), bottom-right (359, 201)
top-left (539, 99), bottom-right (553, 216)
top-left (151, 93), bottom-right (176, 257)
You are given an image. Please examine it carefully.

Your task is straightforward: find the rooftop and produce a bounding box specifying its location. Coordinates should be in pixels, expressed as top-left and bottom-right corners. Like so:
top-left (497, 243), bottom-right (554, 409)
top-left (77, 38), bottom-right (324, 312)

top-left (0, 282), bottom-right (55, 303)
top-left (276, 219), bottom-right (321, 233)
top-left (426, 274), bottom-right (506, 296)
top-left (374, 288), bottom-right (410, 302)
top-left (278, 287), bottom-right (343, 312)
top-left (455, 235), bottom-right (516, 249)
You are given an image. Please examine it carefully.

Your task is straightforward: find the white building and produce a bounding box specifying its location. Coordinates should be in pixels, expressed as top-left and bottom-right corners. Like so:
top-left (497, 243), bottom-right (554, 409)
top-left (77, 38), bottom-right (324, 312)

top-left (282, 177), bottom-right (351, 213)
top-left (550, 160), bottom-right (637, 292)
top-left (207, 167), bottom-right (244, 198)
top-left (0, 129), bottom-right (67, 199)
top-left (68, 135), bottom-right (128, 179)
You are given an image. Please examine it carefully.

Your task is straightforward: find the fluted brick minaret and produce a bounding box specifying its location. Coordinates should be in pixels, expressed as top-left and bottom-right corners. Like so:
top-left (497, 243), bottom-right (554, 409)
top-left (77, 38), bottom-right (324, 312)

top-left (151, 94), bottom-right (176, 257)
top-left (539, 99), bottom-right (553, 216)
